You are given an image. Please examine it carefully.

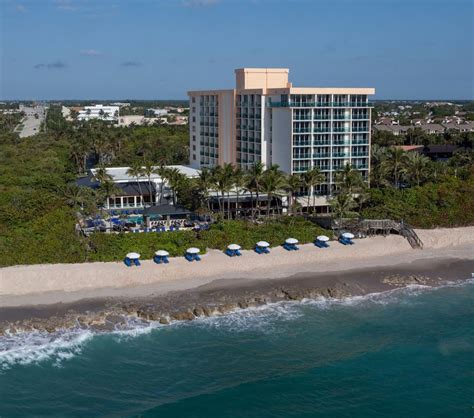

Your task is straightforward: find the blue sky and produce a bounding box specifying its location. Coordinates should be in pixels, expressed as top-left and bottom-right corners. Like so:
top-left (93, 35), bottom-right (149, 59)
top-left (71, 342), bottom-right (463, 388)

top-left (1, 0), bottom-right (473, 100)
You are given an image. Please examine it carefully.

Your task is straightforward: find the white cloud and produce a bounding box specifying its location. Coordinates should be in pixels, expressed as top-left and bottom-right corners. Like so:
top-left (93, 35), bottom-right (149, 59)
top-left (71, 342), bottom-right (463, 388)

top-left (54, 0), bottom-right (78, 11)
top-left (182, 0), bottom-right (220, 7)
top-left (80, 49), bottom-right (102, 56)
top-left (15, 4), bottom-right (28, 13)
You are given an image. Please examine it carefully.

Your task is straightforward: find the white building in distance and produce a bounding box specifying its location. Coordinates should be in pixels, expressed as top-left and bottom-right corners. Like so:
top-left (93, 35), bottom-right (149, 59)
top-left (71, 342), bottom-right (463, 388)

top-left (78, 105), bottom-right (119, 122)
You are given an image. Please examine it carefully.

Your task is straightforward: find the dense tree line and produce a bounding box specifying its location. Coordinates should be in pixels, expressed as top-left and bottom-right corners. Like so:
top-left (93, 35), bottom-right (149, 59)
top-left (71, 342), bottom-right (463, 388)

top-left (0, 107), bottom-right (473, 267)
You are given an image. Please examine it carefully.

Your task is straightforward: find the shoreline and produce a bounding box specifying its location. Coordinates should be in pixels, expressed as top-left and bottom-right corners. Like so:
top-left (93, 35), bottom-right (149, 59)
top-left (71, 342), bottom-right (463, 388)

top-left (0, 227), bottom-right (473, 335)
top-left (0, 255), bottom-right (473, 335)
top-left (1, 227), bottom-right (473, 308)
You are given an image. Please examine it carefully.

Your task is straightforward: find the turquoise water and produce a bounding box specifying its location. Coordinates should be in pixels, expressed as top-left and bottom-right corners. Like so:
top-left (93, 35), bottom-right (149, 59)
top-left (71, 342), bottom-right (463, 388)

top-left (1, 282), bottom-right (473, 417)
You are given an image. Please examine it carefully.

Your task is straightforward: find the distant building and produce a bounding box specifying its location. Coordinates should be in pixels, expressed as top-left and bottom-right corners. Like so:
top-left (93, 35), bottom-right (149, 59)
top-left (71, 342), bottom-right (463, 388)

top-left (373, 125), bottom-right (409, 136)
top-left (441, 121), bottom-right (474, 132)
top-left (147, 108), bottom-right (169, 117)
top-left (396, 144), bottom-right (459, 161)
top-left (77, 105), bottom-right (119, 122)
top-left (117, 115), bottom-right (160, 127)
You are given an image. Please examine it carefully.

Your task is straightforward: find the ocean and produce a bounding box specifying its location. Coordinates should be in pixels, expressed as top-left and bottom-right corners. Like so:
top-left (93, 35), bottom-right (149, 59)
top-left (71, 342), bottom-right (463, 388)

top-left (1, 281), bottom-right (473, 417)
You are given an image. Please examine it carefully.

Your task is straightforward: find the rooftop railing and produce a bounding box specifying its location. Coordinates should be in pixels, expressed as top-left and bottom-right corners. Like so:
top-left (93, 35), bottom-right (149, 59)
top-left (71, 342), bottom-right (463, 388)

top-left (269, 101), bottom-right (374, 108)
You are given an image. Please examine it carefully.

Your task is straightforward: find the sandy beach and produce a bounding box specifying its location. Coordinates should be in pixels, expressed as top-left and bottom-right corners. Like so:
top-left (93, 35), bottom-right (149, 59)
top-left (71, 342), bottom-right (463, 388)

top-left (1, 227), bottom-right (473, 308)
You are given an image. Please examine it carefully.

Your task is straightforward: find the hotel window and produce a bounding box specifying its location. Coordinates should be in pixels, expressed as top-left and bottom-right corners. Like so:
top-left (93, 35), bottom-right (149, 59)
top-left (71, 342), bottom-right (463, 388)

top-left (193, 154), bottom-right (196, 160)
top-left (192, 116), bottom-right (196, 122)
top-left (192, 97), bottom-right (196, 103)
top-left (192, 135), bottom-right (196, 141)
top-left (192, 145), bottom-right (196, 151)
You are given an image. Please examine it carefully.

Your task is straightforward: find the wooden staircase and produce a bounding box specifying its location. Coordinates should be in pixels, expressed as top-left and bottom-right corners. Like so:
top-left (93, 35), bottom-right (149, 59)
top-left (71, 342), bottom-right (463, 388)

top-left (333, 219), bottom-right (424, 249)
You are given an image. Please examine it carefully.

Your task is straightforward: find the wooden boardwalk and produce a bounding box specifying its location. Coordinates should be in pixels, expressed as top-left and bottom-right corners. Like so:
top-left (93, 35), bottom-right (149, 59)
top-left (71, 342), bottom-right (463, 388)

top-left (333, 218), bottom-right (424, 249)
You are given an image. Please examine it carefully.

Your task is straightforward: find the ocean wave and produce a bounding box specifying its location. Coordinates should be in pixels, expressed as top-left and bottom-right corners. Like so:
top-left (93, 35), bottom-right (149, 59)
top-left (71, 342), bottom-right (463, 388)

top-left (0, 328), bottom-right (94, 371)
top-left (1, 278), bottom-right (473, 370)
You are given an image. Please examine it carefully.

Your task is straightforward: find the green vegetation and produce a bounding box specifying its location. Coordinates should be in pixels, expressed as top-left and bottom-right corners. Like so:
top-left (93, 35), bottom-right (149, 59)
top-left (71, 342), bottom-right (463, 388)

top-left (0, 103), bottom-right (473, 267)
top-left (88, 218), bottom-right (330, 262)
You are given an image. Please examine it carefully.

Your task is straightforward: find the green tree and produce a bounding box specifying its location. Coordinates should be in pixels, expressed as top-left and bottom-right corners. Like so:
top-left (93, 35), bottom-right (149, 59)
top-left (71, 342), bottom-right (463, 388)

top-left (261, 167), bottom-right (287, 216)
top-left (126, 163), bottom-right (144, 207)
top-left (285, 174), bottom-right (302, 215)
top-left (303, 167), bottom-right (325, 213)
top-left (402, 152), bottom-right (431, 186)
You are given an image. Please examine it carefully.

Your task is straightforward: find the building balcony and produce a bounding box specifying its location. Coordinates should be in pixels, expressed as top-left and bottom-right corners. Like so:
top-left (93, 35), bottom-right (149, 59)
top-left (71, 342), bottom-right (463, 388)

top-left (293, 166), bottom-right (311, 172)
top-left (293, 142), bottom-right (311, 147)
top-left (351, 152), bottom-right (368, 157)
top-left (313, 115), bottom-right (331, 120)
top-left (333, 140), bottom-right (351, 146)
top-left (313, 153), bottom-right (331, 158)
top-left (353, 164), bottom-right (369, 169)
top-left (314, 142), bottom-right (331, 146)
top-left (352, 115), bottom-right (369, 120)
top-left (293, 154), bottom-right (311, 160)
top-left (333, 127), bottom-right (350, 133)
top-left (333, 152), bottom-right (350, 158)
top-left (313, 128), bottom-right (331, 133)
top-left (352, 127), bottom-right (369, 132)
top-left (333, 115), bottom-right (350, 120)
top-left (352, 139), bottom-right (369, 145)
top-left (293, 128), bottom-right (312, 133)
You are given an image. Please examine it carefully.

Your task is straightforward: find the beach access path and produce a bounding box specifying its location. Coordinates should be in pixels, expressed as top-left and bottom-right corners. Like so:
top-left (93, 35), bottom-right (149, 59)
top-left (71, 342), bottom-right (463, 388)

top-left (1, 227), bottom-right (473, 307)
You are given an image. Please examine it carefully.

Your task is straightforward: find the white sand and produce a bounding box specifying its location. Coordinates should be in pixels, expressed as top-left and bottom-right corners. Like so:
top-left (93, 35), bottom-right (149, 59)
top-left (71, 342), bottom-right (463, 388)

top-left (0, 227), bottom-right (473, 307)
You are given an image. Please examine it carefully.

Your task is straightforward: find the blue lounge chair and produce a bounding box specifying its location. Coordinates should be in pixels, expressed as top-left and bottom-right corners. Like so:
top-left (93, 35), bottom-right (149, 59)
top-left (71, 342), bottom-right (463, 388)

top-left (124, 258), bottom-right (132, 267)
top-left (185, 253), bottom-right (193, 262)
top-left (133, 258), bottom-right (141, 266)
top-left (315, 240), bottom-right (329, 248)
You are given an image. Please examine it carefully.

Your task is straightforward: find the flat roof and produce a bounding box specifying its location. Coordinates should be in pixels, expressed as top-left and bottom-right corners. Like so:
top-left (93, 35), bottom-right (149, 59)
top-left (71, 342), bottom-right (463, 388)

top-left (90, 165), bottom-right (200, 183)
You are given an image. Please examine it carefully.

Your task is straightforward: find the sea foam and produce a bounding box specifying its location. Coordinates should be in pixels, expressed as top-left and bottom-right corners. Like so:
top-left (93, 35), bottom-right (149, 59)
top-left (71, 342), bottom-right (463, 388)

top-left (1, 278), bottom-right (473, 370)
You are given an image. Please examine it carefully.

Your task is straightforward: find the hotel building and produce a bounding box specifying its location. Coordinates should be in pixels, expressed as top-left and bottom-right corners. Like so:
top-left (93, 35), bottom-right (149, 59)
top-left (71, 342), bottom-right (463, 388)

top-left (188, 68), bottom-right (375, 201)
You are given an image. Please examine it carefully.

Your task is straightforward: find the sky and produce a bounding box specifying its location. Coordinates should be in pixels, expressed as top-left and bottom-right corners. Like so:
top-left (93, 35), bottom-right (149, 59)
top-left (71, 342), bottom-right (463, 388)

top-left (1, 0), bottom-right (473, 100)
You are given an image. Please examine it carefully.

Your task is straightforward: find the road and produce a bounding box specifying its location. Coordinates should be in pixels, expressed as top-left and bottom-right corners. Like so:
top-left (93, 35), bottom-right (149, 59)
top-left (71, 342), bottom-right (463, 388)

top-left (15, 105), bottom-right (47, 138)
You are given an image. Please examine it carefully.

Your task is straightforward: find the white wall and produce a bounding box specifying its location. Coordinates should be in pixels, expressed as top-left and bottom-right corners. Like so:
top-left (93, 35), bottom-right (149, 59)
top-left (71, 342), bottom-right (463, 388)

top-left (270, 108), bottom-right (292, 173)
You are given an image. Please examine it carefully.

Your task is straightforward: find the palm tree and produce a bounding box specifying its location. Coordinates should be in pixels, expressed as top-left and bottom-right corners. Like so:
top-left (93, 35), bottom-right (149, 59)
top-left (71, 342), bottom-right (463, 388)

top-left (261, 168), bottom-right (287, 216)
top-left (402, 152), bottom-right (430, 186)
top-left (153, 164), bottom-right (169, 205)
top-left (211, 164), bottom-right (234, 219)
top-left (126, 163), bottom-right (144, 207)
top-left (233, 166), bottom-right (247, 218)
top-left (285, 174), bottom-right (302, 215)
top-left (247, 161), bottom-right (265, 218)
top-left (329, 192), bottom-right (357, 231)
top-left (335, 164), bottom-right (365, 195)
top-left (196, 167), bottom-right (214, 214)
top-left (98, 179), bottom-right (121, 214)
top-left (382, 147), bottom-right (407, 188)
top-left (303, 167), bottom-right (325, 213)
top-left (141, 160), bottom-right (155, 207)
top-left (166, 167), bottom-right (186, 206)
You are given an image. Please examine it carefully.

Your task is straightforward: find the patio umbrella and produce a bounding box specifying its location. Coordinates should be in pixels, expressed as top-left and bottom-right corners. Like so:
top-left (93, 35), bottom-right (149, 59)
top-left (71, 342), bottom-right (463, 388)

top-left (256, 241), bottom-right (270, 247)
top-left (126, 252), bottom-right (140, 259)
top-left (227, 244), bottom-right (241, 251)
top-left (316, 235), bottom-right (329, 242)
top-left (186, 247), bottom-right (200, 254)
top-left (155, 250), bottom-right (169, 257)
top-left (285, 238), bottom-right (299, 245)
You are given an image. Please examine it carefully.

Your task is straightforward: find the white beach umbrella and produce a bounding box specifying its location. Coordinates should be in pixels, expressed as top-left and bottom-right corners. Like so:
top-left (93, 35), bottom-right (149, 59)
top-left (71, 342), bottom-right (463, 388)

top-left (285, 238), bottom-right (299, 245)
top-left (317, 235), bottom-right (330, 242)
top-left (155, 250), bottom-right (169, 257)
top-left (256, 241), bottom-right (270, 247)
top-left (186, 247), bottom-right (200, 254)
top-left (126, 252), bottom-right (140, 259)
top-left (227, 244), bottom-right (241, 251)
top-left (342, 232), bottom-right (355, 239)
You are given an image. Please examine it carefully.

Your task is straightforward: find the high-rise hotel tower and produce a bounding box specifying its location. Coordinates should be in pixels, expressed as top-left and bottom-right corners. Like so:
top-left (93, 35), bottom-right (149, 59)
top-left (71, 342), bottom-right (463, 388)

top-left (188, 68), bottom-right (374, 199)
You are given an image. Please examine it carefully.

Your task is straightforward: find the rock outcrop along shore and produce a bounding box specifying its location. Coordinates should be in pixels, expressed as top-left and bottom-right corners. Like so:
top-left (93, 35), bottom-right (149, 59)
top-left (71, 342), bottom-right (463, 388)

top-left (1, 257), bottom-right (472, 336)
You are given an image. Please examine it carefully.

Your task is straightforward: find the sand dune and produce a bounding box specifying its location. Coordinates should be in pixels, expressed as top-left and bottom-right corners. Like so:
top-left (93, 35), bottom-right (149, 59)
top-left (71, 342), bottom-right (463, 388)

top-left (0, 227), bottom-right (473, 307)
